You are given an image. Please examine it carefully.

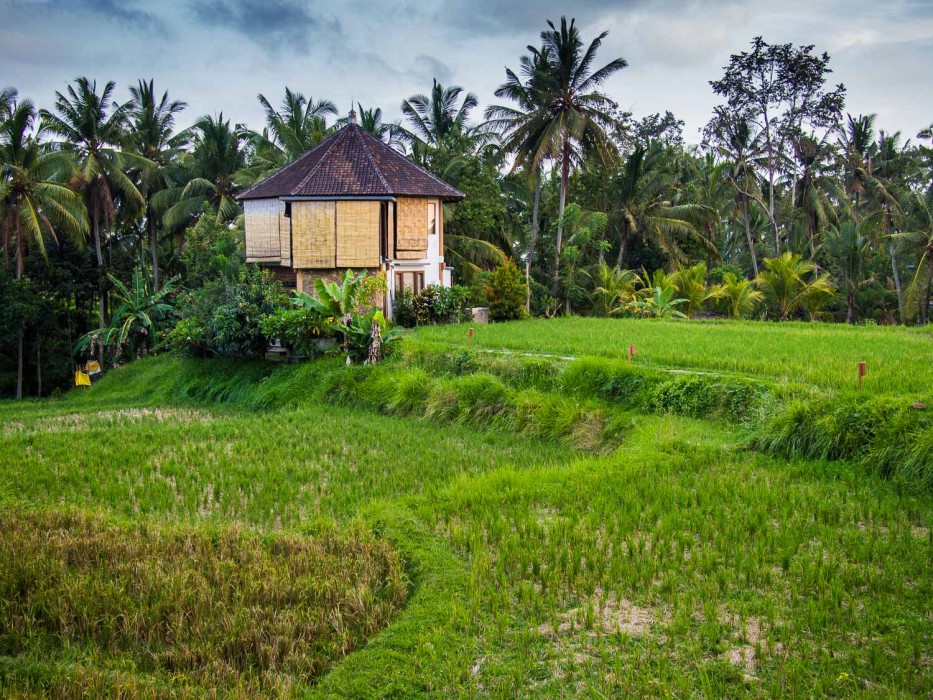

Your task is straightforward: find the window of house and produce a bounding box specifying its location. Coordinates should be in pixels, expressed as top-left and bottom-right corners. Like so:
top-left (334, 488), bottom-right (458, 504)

top-left (395, 271), bottom-right (425, 296)
top-left (427, 201), bottom-right (437, 236)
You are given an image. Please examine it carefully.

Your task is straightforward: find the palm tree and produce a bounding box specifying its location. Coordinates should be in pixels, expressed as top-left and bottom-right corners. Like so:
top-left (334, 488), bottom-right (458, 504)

top-left (823, 220), bottom-right (874, 323)
top-left (401, 80), bottom-right (481, 151)
top-left (125, 79), bottom-right (187, 289)
top-left (839, 114), bottom-right (898, 220)
top-left (1, 96), bottom-right (88, 397)
top-left (527, 17), bottom-right (627, 279)
top-left (39, 77), bottom-right (148, 346)
top-left (611, 143), bottom-right (715, 267)
top-left (704, 107), bottom-right (763, 275)
top-left (591, 261), bottom-right (638, 316)
top-left (791, 133), bottom-right (846, 255)
top-left (755, 252), bottom-right (835, 320)
top-left (890, 190), bottom-right (933, 324)
top-left (154, 114), bottom-right (249, 234)
top-left (709, 272), bottom-right (764, 320)
top-left (255, 88), bottom-right (337, 165)
top-left (670, 262), bottom-right (714, 317)
top-left (486, 46), bottom-right (556, 311)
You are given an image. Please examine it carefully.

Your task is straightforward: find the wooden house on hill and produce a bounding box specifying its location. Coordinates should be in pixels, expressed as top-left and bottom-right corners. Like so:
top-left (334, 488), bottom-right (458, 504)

top-left (239, 115), bottom-right (464, 316)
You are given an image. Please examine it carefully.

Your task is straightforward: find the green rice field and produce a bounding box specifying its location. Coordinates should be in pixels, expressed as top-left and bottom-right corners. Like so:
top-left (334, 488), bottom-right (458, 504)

top-left (0, 319), bottom-right (930, 697)
top-left (412, 318), bottom-right (933, 395)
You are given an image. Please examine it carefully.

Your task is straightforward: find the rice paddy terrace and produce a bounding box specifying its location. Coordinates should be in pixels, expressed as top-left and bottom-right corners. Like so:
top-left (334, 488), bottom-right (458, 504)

top-left (0, 318), bottom-right (930, 697)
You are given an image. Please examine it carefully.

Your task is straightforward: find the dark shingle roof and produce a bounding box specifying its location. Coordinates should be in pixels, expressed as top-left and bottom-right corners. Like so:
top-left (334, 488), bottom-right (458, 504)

top-left (239, 124), bottom-right (465, 202)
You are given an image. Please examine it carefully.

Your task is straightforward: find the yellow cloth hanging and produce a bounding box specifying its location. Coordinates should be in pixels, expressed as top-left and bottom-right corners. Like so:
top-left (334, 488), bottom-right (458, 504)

top-left (75, 371), bottom-right (91, 387)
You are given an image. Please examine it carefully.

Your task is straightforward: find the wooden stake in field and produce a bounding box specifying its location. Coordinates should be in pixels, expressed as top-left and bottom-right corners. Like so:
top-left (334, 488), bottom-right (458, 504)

top-left (468, 327), bottom-right (474, 349)
top-left (628, 344), bottom-right (635, 364)
top-left (858, 361), bottom-right (866, 392)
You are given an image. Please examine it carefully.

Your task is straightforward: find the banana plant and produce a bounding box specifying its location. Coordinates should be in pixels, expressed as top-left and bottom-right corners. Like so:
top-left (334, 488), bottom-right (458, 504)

top-left (75, 268), bottom-right (179, 359)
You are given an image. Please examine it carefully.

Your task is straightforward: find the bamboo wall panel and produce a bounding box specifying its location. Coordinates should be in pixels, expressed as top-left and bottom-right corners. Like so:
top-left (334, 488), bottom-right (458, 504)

top-left (396, 197), bottom-right (428, 254)
top-left (244, 199), bottom-right (282, 263)
top-left (278, 201), bottom-right (292, 267)
top-left (336, 201), bottom-right (380, 267)
top-left (292, 201), bottom-right (335, 268)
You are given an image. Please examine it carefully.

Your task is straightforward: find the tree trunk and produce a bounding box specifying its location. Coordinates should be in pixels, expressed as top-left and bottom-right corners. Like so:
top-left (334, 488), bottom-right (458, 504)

top-left (526, 168), bottom-right (541, 313)
top-left (554, 136), bottom-right (570, 281)
top-left (149, 202), bottom-right (160, 290)
top-left (846, 290), bottom-right (856, 324)
top-left (889, 241), bottom-right (904, 324)
top-left (742, 198), bottom-right (759, 277)
top-left (36, 336), bottom-right (41, 398)
top-left (615, 227), bottom-right (629, 269)
top-left (15, 218), bottom-right (23, 400)
top-left (92, 206), bottom-right (105, 366)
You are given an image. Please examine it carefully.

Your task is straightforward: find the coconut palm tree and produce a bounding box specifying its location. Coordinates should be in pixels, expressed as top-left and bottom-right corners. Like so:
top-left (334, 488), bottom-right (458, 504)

top-left (755, 251), bottom-right (835, 320)
top-left (704, 106), bottom-right (764, 275)
top-left (670, 262), bottom-right (715, 317)
top-left (791, 133), bottom-right (846, 255)
top-left (525, 17), bottom-right (627, 280)
top-left (709, 272), bottom-right (764, 320)
top-left (890, 190), bottom-right (933, 324)
top-left (486, 46), bottom-right (556, 310)
top-left (401, 80), bottom-right (482, 151)
top-left (39, 77), bottom-right (148, 344)
top-left (1, 96), bottom-right (88, 397)
top-left (257, 87), bottom-right (337, 163)
top-left (611, 143), bottom-right (715, 268)
top-left (839, 114), bottom-right (898, 220)
top-left (591, 261), bottom-right (639, 316)
top-left (125, 79), bottom-right (187, 289)
top-left (154, 114), bottom-right (249, 234)
top-left (823, 220), bottom-right (874, 323)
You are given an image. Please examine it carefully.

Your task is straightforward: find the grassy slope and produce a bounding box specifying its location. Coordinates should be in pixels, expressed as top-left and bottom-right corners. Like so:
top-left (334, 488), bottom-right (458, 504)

top-left (411, 318), bottom-right (933, 395)
top-left (1, 318), bottom-right (931, 697)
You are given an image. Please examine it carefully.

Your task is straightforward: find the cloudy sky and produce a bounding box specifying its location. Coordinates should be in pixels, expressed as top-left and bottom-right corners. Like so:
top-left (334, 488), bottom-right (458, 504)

top-left (2, 0), bottom-right (931, 144)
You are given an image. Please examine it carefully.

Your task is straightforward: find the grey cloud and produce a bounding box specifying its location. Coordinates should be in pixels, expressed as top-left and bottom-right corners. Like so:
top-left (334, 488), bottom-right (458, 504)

top-left (412, 55), bottom-right (452, 83)
top-left (29, 0), bottom-right (169, 35)
top-left (191, 0), bottom-right (341, 54)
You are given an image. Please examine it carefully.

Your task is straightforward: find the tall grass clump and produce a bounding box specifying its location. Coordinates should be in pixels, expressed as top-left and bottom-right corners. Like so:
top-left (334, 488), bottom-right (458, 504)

top-left (0, 507), bottom-right (407, 695)
top-left (754, 394), bottom-right (933, 489)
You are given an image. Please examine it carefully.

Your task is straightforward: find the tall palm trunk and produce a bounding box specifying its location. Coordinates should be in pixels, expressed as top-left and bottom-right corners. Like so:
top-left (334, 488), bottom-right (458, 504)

top-left (742, 198), bottom-right (759, 277)
top-left (615, 226), bottom-right (629, 269)
top-left (888, 242), bottom-right (904, 324)
top-left (92, 205), bottom-right (105, 366)
top-left (148, 201), bottom-right (160, 290)
top-left (526, 168), bottom-right (541, 313)
top-left (554, 136), bottom-right (570, 281)
top-left (15, 217), bottom-right (24, 400)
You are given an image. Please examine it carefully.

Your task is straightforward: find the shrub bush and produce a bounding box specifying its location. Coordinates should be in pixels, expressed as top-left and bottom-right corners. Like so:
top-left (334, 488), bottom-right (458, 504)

top-left (394, 285), bottom-right (472, 327)
top-left (260, 308), bottom-right (337, 357)
top-left (485, 261), bottom-right (528, 322)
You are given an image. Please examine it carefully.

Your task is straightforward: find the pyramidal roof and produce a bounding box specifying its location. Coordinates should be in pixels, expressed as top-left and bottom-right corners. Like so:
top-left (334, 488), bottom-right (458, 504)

top-left (239, 123), bottom-right (465, 202)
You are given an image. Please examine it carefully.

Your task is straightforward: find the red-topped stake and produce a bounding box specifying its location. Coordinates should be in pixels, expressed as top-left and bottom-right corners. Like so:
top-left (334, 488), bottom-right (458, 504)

top-left (628, 344), bottom-right (635, 364)
top-left (468, 327), bottom-right (475, 349)
top-left (858, 361), bottom-right (866, 392)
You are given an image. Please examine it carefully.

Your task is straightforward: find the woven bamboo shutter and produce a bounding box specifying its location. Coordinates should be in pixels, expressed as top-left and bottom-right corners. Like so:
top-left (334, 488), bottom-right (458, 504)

top-left (278, 200), bottom-right (292, 267)
top-left (244, 199), bottom-right (282, 263)
top-left (396, 197), bottom-right (428, 258)
top-left (291, 201), bottom-right (336, 268)
top-left (336, 201), bottom-right (380, 267)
